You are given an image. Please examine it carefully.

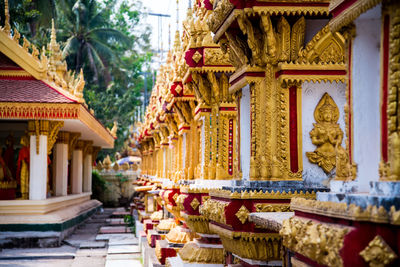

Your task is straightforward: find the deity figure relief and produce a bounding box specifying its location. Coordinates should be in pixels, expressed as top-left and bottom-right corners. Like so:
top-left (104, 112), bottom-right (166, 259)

top-left (306, 93), bottom-right (344, 173)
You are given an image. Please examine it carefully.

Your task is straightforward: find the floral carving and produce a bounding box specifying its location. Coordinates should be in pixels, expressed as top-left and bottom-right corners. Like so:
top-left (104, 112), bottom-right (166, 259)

top-left (359, 235), bottom-right (397, 267)
top-left (235, 205), bottom-right (250, 224)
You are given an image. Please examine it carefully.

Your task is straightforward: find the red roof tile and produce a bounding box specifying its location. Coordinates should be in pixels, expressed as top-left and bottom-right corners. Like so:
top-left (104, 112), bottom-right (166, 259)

top-left (0, 79), bottom-right (76, 103)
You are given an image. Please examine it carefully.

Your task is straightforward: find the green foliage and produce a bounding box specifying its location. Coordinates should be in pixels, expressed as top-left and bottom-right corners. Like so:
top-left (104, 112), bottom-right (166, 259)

top-left (91, 170), bottom-right (107, 200)
top-left (123, 214), bottom-right (136, 235)
top-left (3, 0), bottom-right (153, 159)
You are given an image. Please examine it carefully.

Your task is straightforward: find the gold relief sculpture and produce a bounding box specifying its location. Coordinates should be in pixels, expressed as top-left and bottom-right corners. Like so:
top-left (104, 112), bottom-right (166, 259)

top-left (359, 235), bottom-right (398, 267)
top-left (235, 205), bottom-right (250, 224)
top-left (280, 216), bottom-right (349, 267)
top-left (306, 93), bottom-right (344, 173)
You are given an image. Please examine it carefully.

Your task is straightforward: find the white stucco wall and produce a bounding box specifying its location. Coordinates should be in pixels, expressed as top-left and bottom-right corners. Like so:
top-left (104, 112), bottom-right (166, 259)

top-left (352, 4), bottom-right (381, 190)
top-left (240, 85), bottom-right (251, 181)
top-left (302, 81), bottom-right (346, 185)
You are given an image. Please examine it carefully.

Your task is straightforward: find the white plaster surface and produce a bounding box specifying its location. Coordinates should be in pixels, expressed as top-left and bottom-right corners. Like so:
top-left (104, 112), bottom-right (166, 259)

top-left (191, 179), bottom-right (235, 188)
top-left (71, 150), bottom-right (83, 194)
top-left (83, 154), bottom-right (92, 193)
top-left (240, 85), bottom-right (251, 181)
top-left (54, 143), bottom-right (68, 196)
top-left (167, 254), bottom-right (224, 267)
top-left (301, 81), bottom-right (346, 185)
top-left (352, 4), bottom-right (381, 191)
top-left (29, 135), bottom-right (48, 200)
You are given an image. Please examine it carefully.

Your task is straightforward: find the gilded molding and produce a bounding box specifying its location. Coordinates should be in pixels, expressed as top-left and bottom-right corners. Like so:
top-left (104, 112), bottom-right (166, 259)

top-left (209, 188), bottom-right (316, 200)
top-left (254, 203), bottom-right (291, 212)
top-left (291, 197), bottom-right (400, 225)
top-left (359, 235), bottom-right (398, 267)
top-left (209, 223), bottom-right (282, 261)
top-left (178, 242), bottom-right (225, 264)
top-left (280, 216), bottom-right (349, 267)
top-left (181, 213), bottom-right (212, 234)
top-left (329, 0), bottom-right (382, 32)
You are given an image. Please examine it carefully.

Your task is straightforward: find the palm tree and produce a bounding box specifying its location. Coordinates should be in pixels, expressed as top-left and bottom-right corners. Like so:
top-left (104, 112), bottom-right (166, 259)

top-left (57, 0), bottom-right (130, 83)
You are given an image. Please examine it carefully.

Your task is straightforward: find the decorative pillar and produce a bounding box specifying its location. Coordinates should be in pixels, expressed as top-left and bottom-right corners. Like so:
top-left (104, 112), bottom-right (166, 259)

top-left (83, 141), bottom-right (93, 192)
top-left (71, 140), bottom-right (84, 194)
top-left (54, 131), bottom-right (69, 196)
top-left (28, 121), bottom-right (49, 200)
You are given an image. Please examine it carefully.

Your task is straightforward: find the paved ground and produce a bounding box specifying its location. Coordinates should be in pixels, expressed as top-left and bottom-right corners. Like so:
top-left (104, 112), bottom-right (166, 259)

top-left (0, 208), bottom-right (142, 267)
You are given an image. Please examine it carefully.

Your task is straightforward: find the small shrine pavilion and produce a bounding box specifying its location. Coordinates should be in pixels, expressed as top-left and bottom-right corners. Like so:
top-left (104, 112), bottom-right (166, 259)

top-left (0, 2), bottom-right (114, 246)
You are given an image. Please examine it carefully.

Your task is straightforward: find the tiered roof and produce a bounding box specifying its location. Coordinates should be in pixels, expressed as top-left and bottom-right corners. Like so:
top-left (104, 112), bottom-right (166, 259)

top-left (0, 2), bottom-right (114, 148)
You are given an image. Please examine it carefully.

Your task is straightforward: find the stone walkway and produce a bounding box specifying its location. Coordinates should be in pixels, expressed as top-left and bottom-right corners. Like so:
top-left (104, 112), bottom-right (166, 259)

top-left (0, 208), bottom-right (142, 267)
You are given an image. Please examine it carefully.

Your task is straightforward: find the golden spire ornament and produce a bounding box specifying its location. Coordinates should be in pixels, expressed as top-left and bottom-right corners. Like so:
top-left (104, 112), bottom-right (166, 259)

top-left (3, 0), bottom-right (11, 34)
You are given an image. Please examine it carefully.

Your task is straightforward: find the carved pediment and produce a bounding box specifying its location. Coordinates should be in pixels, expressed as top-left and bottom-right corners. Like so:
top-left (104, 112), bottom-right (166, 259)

top-left (298, 25), bottom-right (345, 64)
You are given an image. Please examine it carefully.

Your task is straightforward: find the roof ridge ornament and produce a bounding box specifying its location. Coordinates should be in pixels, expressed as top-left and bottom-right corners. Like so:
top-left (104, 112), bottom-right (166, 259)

top-left (3, 0), bottom-right (11, 34)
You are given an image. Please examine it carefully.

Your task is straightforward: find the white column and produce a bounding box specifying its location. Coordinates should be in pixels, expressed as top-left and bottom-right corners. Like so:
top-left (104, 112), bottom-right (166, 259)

top-left (29, 135), bottom-right (48, 200)
top-left (71, 141), bottom-right (83, 194)
top-left (83, 153), bottom-right (92, 192)
top-left (54, 142), bottom-right (68, 196)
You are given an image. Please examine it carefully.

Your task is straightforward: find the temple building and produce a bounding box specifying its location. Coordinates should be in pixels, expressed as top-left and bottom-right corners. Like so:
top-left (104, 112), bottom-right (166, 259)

top-left (0, 4), bottom-right (114, 246)
top-left (136, 0), bottom-right (400, 267)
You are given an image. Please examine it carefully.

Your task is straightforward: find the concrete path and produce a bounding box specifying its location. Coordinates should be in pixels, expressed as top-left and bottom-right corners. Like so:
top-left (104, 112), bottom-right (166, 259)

top-left (0, 208), bottom-right (142, 267)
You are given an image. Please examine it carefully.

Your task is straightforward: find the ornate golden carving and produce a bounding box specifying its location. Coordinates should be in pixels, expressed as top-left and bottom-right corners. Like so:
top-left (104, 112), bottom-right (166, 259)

top-left (209, 188), bottom-right (316, 200)
top-left (290, 17), bottom-right (305, 61)
top-left (329, 0), bottom-right (382, 32)
top-left (47, 121), bottom-right (64, 154)
top-left (207, 0), bottom-right (235, 33)
top-left (290, 197), bottom-right (400, 224)
top-left (68, 133), bottom-right (81, 160)
top-left (181, 213), bottom-right (212, 234)
top-left (298, 25), bottom-right (345, 64)
top-left (280, 216), bottom-right (349, 267)
top-left (165, 226), bottom-right (197, 244)
top-left (192, 51), bottom-right (203, 63)
top-left (203, 47), bottom-right (231, 66)
top-left (255, 203), bottom-right (291, 212)
top-left (199, 199), bottom-right (228, 224)
top-left (209, 223), bottom-right (282, 261)
top-left (190, 197), bottom-right (200, 210)
top-left (235, 205), bottom-right (250, 224)
top-left (359, 235), bottom-right (398, 267)
top-left (306, 93), bottom-right (344, 173)
top-left (179, 242), bottom-right (225, 264)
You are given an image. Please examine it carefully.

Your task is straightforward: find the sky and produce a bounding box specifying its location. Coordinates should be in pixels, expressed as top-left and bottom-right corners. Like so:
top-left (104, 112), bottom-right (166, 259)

top-left (140, 0), bottom-right (190, 66)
